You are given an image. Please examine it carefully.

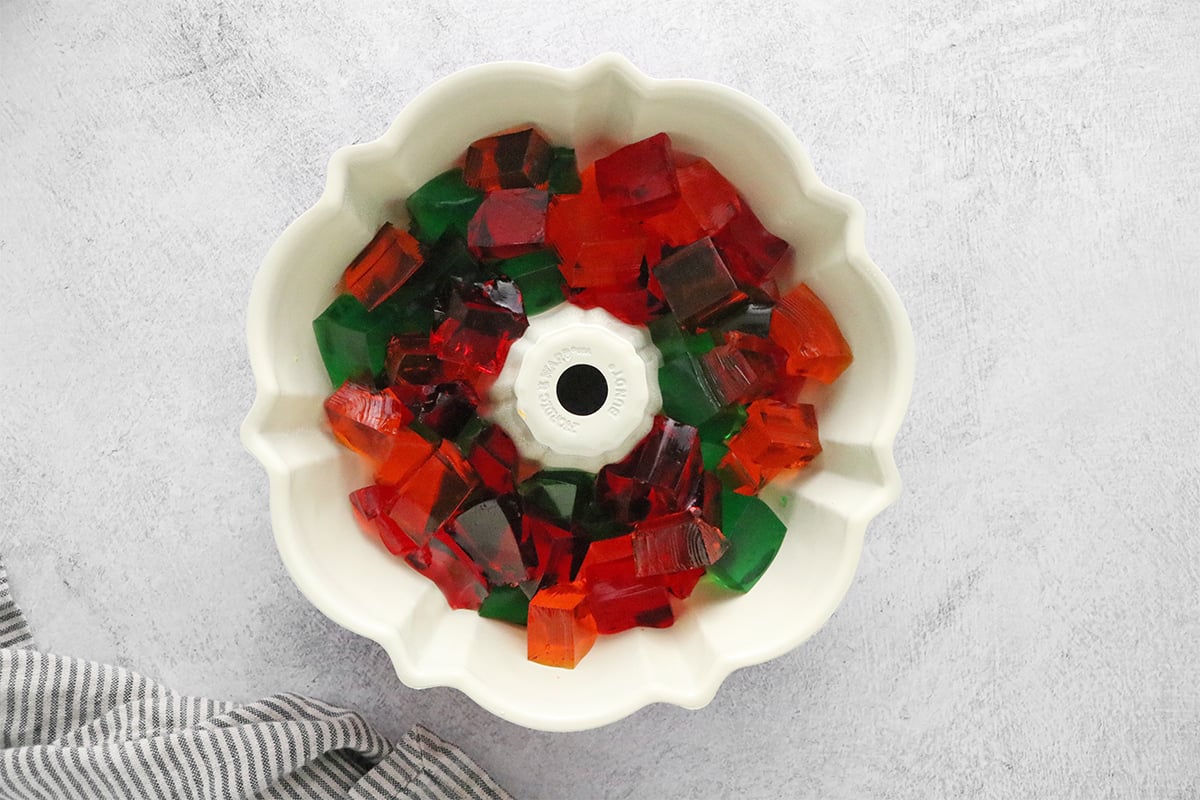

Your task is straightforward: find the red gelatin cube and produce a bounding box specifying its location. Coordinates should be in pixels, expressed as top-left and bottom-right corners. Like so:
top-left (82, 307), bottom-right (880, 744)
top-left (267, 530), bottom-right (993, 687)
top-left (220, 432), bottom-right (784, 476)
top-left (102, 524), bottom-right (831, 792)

top-left (342, 224), bottom-right (425, 311)
top-left (659, 568), bottom-right (704, 599)
top-left (560, 238), bottom-right (646, 290)
top-left (467, 424), bottom-right (519, 496)
top-left (769, 283), bottom-right (853, 384)
top-left (631, 510), bottom-right (728, 577)
top-left (627, 416), bottom-right (704, 500)
top-left (415, 381), bottom-right (479, 440)
top-left (526, 513), bottom-right (579, 588)
top-left (577, 536), bottom-right (674, 633)
top-left (467, 188), bottom-right (549, 259)
top-left (464, 127), bottom-right (553, 191)
top-left (699, 344), bottom-right (761, 407)
top-left (644, 157), bottom-right (742, 247)
top-left (546, 168), bottom-right (651, 267)
top-left (594, 133), bottom-right (680, 218)
top-left (527, 584), bottom-right (598, 668)
top-left (406, 531), bottom-right (488, 611)
top-left (710, 206), bottom-right (790, 286)
top-left (431, 279), bottom-right (529, 374)
top-left (720, 400), bottom-right (821, 493)
top-left (386, 440), bottom-right (478, 545)
top-left (449, 495), bottom-right (534, 586)
top-left (349, 484), bottom-right (420, 558)
top-left (385, 333), bottom-right (441, 386)
top-left (567, 285), bottom-right (665, 327)
top-left (652, 238), bottom-right (746, 329)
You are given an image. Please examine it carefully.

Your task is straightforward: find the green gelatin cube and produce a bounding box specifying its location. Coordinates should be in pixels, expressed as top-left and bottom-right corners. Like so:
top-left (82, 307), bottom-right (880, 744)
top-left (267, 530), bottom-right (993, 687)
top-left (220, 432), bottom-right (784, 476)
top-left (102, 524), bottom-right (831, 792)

top-left (707, 490), bottom-right (787, 592)
top-left (478, 584), bottom-right (529, 626)
top-left (648, 313), bottom-right (715, 361)
top-left (406, 169), bottom-right (485, 243)
top-left (519, 469), bottom-right (594, 523)
top-left (548, 147), bottom-right (582, 194)
top-left (700, 441), bottom-right (727, 471)
top-left (312, 294), bottom-right (394, 387)
top-left (697, 405), bottom-right (748, 445)
top-left (496, 250), bottom-right (566, 315)
top-left (658, 354), bottom-right (722, 427)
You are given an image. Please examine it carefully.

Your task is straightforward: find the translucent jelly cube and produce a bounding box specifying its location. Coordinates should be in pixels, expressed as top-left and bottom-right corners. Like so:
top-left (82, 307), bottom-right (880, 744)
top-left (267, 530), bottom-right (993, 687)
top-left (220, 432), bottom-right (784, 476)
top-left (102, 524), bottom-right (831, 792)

top-left (464, 127), bottom-right (553, 191)
top-left (527, 583), bottom-right (598, 668)
top-left (342, 224), bottom-right (425, 311)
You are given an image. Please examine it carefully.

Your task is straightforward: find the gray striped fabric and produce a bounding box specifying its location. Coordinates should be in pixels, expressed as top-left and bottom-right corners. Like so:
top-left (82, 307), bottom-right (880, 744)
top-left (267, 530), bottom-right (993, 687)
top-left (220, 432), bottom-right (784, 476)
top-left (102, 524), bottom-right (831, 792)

top-left (0, 559), bottom-right (514, 800)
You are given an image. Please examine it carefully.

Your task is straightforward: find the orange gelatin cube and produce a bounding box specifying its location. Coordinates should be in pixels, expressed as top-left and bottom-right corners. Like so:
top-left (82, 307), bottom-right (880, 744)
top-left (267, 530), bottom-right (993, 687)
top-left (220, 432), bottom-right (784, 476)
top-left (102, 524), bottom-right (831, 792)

top-left (527, 584), bottom-right (598, 669)
top-left (719, 399), bottom-right (822, 494)
top-left (342, 224), bottom-right (425, 311)
top-left (769, 283), bottom-right (853, 384)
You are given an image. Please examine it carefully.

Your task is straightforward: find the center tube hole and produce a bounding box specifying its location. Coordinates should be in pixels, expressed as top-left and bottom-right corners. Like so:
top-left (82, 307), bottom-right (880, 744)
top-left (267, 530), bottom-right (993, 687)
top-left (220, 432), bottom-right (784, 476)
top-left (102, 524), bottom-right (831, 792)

top-left (556, 364), bottom-right (608, 416)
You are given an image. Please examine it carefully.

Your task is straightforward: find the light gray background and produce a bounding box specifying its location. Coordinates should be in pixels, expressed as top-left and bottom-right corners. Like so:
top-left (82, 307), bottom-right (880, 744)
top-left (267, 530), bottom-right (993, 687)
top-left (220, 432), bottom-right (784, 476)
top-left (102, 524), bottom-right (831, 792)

top-left (2, 2), bottom-right (1197, 797)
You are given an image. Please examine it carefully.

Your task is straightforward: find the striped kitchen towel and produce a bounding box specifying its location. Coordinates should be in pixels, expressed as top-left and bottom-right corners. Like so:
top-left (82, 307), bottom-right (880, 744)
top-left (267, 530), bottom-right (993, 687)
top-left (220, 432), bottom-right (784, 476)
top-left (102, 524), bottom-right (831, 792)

top-left (0, 558), bottom-right (514, 800)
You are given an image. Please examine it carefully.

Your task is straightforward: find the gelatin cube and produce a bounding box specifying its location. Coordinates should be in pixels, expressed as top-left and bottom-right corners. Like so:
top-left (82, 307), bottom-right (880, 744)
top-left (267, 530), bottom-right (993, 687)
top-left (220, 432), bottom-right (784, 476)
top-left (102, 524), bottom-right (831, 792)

top-left (405, 169), bottom-right (485, 243)
top-left (547, 146), bottom-right (582, 195)
top-left (518, 470), bottom-right (594, 524)
top-left (527, 584), bottom-right (598, 668)
top-left (324, 382), bottom-right (414, 459)
top-left (312, 294), bottom-right (393, 387)
top-left (720, 331), bottom-right (790, 401)
top-left (576, 535), bottom-right (675, 632)
top-left (559, 238), bottom-right (646, 290)
top-left (700, 441), bottom-right (727, 471)
top-left (594, 133), bottom-right (680, 218)
top-left (385, 333), bottom-right (441, 386)
top-left (632, 510), bottom-right (728, 576)
top-left (467, 188), bottom-right (550, 259)
top-left (387, 441), bottom-right (479, 545)
top-left (696, 405), bottom-right (748, 445)
top-left (431, 278), bottom-right (529, 374)
top-left (526, 513), bottom-right (580, 588)
top-left (449, 495), bottom-right (533, 585)
top-left (342, 224), bottom-right (425, 311)
top-left (647, 313), bottom-right (714, 361)
top-left (478, 584), bottom-right (530, 626)
top-left (707, 489), bottom-right (787, 592)
top-left (464, 127), bottom-right (553, 191)
top-left (699, 344), bottom-right (761, 406)
top-left (652, 238), bottom-right (745, 328)
top-left (644, 157), bottom-right (742, 246)
top-left (546, 167), bottom-right (647, 267)
top-left (710, 206), bottom-right (790, 286)
top-left (349, 484), bottom-right (420, 557)
top-left (769, 283), bottom-right (853, 383)
top-left (407, 531), bottom-right (488, 610)
top-left (567, 285), bottom-right (664, 327)
top-left (658, 354), bottom-right (723, 427)
top-left (719, 400), bottom-right (821, 494)
top-left (598, 417), bottom-right (704, 517)
top-left (467, 424), bottom-right (519, 496)
top-left (414, 381), bottom-right (479, 440)
top-left (495, 250), bottom-right (566, 316)
top-left (659, 568), bottom-right (704, 599)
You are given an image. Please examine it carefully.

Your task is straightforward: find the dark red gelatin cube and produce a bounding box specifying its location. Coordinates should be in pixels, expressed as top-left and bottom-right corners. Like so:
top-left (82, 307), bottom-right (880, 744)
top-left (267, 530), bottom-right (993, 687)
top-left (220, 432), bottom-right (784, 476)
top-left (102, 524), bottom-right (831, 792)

top-left (710, 206), bottom-right (790, 286)
top-left (431, 278), bottom-right (529, 374)
top-left (464, 127), bottom-right (553, 191)
top-left (467, 188), bottom-right (549, 259)
top-left (466, 424), bottom-right (519, 496)
top-left (644, 157), bottom-right (741, 247)
top-left (594, 133), bottom-right (680, 218)
top-left (631, 509), bottom-right (728, 577)
top-left (652, 238), bottom-right (746, 329)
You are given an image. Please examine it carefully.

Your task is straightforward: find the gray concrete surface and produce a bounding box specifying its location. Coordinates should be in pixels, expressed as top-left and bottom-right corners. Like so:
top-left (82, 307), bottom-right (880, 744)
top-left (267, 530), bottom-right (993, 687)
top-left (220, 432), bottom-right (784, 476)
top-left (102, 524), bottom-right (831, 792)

top-left (2, 1), bottom-right (1198, 797)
